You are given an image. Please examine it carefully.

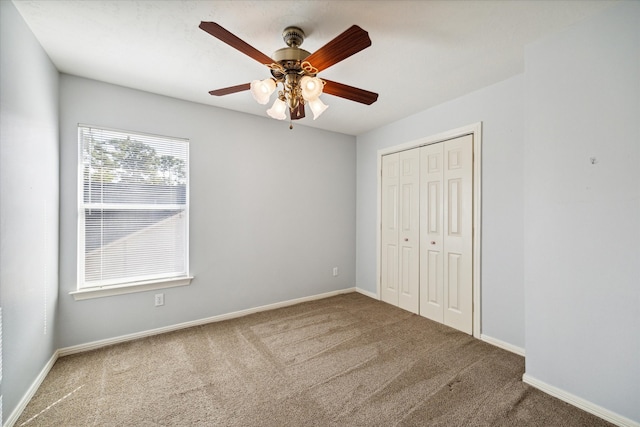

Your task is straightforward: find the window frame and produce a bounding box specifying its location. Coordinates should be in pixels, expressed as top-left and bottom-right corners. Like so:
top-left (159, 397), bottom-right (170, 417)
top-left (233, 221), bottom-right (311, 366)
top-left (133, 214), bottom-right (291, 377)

top-left (72, 124), bottom-right (192, 300)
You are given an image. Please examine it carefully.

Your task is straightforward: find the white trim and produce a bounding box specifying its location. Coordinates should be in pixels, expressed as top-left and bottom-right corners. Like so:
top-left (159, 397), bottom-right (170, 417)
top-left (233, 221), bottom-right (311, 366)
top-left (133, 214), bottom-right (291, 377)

top-left (522, 374), bottom-right (639, 427)
top-left (10, 289), bottom-right (356, 424)
top-left (5, 350), bottom-right (59, 427)
top-left (480, 334), bottom-right (525, 356)
top-left (70, 276), bottom-right (193, 300)
top-left (355, 287), bottom-right (378, 299)
top-left (76, 124), bottom-right (190, 294)
top-left (76, 127), bottom-right (85, 295)
top-left (375, 122), bottom-right (483, 338)
top-left (471, 123), bottom-right (482, 338)
top-left (10, 289), bottom-right (635, 427)
top-left (78, 123), bottom-right (189, 143)
top-left (60, 287), bottom-right (356, 356)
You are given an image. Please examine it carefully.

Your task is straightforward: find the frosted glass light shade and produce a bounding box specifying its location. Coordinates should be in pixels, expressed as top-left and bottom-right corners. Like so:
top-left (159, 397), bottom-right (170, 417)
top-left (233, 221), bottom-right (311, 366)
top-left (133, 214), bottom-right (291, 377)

top-left (308, 97), bottom-right (328, 120)
top-left (250, 79), bottom-right (276, 104)
top-left (300, 76), bottom-right (323, 101)
top-left (267, 98), bottom-right (287, 120)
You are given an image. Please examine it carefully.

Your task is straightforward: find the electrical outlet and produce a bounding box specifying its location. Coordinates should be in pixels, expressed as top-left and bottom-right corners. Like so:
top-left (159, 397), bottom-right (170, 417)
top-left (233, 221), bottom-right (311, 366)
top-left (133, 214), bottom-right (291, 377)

top-left (332, 267), bottom-right (339, 277)
top-left (154, 293), bottom-right (164, 307)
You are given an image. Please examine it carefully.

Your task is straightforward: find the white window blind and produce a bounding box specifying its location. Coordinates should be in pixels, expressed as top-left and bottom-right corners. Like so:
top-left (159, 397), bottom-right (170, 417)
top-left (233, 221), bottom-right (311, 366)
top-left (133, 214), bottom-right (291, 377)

top-left (78, 125), bottom-right (189, 289)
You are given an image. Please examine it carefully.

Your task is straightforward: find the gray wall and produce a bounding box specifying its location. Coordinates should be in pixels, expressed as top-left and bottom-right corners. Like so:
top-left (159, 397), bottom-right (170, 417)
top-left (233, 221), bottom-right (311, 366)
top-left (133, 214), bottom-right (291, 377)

top-left (5, 0), bottom-right (639, 424)
top-left (57, 75), bottom-right (357, 348)
top-left (356, 74), bottom-right (525, 349)
top-left (0, 1), bottom-right (59, 423)
top-left (357, 3), bottom-right (640, 422)
top-left (524, 2), bottom-right (640, 422)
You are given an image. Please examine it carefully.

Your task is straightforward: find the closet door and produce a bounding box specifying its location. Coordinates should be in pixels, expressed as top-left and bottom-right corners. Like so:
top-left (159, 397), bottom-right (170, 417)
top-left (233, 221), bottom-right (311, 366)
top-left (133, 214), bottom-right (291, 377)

top-left (419, 135), bottom-right (473, 334)
top-left (397, 149), bottom-right (420, 313)
top-left (442, 135), bottom-right (473, 334)
top-left (380, 149), bottom-right (420, 313)
top-left (380, 154), bottom-right (399, 305)
top-left (419, 143), bottom-right (444, 322)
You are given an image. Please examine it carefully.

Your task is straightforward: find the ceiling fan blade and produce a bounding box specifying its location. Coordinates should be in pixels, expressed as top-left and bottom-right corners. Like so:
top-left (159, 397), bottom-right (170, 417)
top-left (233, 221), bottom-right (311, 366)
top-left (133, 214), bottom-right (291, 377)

top-left (304, 25), bottom-right (371, 72)
top-left (208, 83), bottom-right (251, 96)
top-left (291, 103), bottom-right (305, 120)
top-left (200, 22), bottom-right (274, 66)
top-left (322, 79), bottom-right (378, 105)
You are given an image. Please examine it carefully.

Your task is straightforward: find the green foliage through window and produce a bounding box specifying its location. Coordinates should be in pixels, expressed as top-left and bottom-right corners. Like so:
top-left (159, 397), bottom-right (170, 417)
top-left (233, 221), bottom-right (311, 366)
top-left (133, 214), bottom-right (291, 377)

top-left (86, 137), bottom-right (186, 186)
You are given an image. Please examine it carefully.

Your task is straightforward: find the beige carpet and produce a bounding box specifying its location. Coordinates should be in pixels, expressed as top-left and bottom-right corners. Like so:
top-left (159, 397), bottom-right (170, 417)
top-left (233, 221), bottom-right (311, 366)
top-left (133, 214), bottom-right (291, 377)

top-left (18, 293), bottom-right (612, 426)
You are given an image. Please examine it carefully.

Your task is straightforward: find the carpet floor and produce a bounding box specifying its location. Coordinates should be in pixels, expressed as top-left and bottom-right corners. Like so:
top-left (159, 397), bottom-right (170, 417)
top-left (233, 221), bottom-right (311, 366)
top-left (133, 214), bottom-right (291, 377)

top-left (17, 292), bottom-right (613, 426)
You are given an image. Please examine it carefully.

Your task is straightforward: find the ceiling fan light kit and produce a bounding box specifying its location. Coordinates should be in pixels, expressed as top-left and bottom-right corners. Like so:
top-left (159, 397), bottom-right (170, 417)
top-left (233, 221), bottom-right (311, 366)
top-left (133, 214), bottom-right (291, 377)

top-left (308, 97), bottom-right (329, 120)
top-left (266, 98), bottom-right (288, 120)
top-left (300, 76), bottom-right (324, 101)
top-left (200, 21), bottom-right (378, 128)
top-left (250, 78), bottom-right (276, 105)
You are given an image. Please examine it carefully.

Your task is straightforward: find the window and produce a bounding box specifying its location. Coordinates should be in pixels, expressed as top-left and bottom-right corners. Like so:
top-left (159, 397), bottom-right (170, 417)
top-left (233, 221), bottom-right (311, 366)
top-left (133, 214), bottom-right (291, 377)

top-left (75, 125), bottom-right (190, 297)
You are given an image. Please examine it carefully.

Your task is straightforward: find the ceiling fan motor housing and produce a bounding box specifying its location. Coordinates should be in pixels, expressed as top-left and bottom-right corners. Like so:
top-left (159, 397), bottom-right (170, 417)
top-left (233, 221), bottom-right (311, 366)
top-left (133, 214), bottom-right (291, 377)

top-left (271, 27), bottom-right (313, 81)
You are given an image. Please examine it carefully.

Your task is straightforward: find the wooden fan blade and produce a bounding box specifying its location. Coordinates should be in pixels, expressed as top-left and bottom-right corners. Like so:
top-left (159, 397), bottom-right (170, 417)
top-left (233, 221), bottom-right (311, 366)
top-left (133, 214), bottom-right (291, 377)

top-left (290, 103), bottom-right (305, 120)
top-left (304, 25), bottom-right (371, 72)
top-left (322, 79), bottom-right (378, 105)
top-left (209, 83), bottom-right (251, 96)
top-left (200, 22), bottom-right (274, 65)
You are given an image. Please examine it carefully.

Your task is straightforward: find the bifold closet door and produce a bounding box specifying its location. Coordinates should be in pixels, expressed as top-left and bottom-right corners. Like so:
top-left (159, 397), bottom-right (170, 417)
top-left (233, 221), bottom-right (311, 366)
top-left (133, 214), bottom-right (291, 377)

top-left (419, 135), bottom-right (473, 334)
top-left (419, 143), bottom-right (445, 323)
top-left (381, 154), bottom-right (399, 306)
top-left (381, 149), bottom-right (420, 313)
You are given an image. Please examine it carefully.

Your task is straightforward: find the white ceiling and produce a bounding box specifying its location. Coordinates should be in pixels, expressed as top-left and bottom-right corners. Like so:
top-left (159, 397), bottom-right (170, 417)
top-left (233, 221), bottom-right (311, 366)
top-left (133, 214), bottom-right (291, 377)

top-left (13, 0), bottom-right (615, 136)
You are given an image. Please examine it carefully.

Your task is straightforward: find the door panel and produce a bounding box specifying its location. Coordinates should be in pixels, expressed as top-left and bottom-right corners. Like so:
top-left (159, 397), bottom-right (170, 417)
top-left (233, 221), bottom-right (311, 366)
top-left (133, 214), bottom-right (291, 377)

top-left (447, 252), bottom-right (461, 311)
top-left (385, 245), bottom-right (398, 291)
top-left (398, 149), bottom-right (420, 313)
top-left (443, 135), bottom-right (473, 334)
top-left (419, 143), bottom-right (444, 322)
top-left (448, 179), bottom-right (461, 235)
top-left (427, 250), bottom-right (441, 303)
top-left (381, 154), bottom-right (399, 305)
top-left (401, 246), bottom-right (412, 294)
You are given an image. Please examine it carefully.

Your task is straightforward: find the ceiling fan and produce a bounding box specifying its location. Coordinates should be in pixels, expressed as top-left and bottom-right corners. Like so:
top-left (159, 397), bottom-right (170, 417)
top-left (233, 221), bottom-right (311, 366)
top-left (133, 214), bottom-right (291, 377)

top-left (199, 22), bottom-right (378, 127)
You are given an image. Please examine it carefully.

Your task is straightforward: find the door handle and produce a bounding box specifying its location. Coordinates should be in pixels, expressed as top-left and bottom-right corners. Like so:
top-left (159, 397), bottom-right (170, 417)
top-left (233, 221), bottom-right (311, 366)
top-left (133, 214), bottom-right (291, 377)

top-left (430, 241), bottom-right (436, 245)
top-left (404, 238), bottom-right (409, 242)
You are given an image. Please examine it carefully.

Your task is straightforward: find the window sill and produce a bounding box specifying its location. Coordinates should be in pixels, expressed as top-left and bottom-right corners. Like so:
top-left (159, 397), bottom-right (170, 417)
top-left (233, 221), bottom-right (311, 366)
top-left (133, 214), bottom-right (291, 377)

top-left (70, 276), bottom-right (193, 300)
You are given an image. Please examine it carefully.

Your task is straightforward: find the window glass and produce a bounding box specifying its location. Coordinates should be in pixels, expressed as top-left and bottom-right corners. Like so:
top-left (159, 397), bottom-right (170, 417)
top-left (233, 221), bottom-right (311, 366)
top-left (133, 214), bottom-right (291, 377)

top-left (78, 125), bottom-right (189, 289)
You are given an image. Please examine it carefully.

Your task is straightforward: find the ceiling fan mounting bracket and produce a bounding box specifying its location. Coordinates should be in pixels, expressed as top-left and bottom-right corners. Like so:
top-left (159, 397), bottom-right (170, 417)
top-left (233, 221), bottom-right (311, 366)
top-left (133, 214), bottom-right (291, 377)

top-left (282, 26), bottom-right (305, 48)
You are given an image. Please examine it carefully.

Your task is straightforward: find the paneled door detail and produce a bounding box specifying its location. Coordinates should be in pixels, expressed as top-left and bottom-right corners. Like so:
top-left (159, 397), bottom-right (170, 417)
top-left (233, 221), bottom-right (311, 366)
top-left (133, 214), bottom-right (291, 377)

top-left (381, 153), bottom-right (399, 306)
top-left (419, 143), bottom-right (444, 322)
top-left (381, 149), bottom-right (420, 313)
top-left (398, 149), bottom-right (420, 313)
top-left (419, 134), bottom-right (473, 334)
top-left (442, 135), bottom-right (473, 333)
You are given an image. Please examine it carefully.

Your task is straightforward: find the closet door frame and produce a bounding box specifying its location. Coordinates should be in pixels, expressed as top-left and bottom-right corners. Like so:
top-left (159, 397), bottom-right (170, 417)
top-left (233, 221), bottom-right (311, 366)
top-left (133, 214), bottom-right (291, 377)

top-left (376, 122), bottom-right (483, 338)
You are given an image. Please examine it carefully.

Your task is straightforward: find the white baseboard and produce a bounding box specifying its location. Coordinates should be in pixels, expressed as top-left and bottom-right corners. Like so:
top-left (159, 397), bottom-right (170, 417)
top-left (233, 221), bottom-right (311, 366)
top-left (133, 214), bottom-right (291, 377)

top-left (355, 287), bottom-right (378, 299)
top-left (522, 374), bottom-right (639, 427)
top-left (58, 287), bottom-right (357, 357)
top-left (480, 334), bottom-right (525, 356)
top-left (5, 350), bottom-right (60, 427)
top-left (9, 288), bottom-right (357, 426)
